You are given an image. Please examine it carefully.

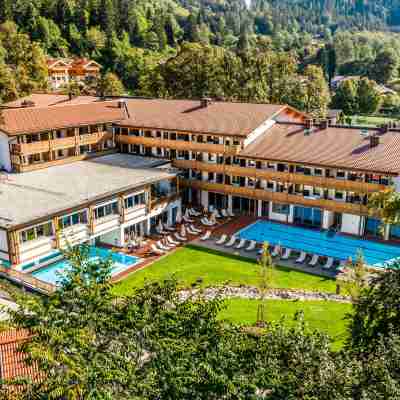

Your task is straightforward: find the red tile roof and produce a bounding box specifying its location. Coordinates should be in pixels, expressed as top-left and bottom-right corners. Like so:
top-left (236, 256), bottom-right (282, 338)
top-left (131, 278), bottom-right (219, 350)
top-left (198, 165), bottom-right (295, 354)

top-left (0, 101), bottom-right (126, 135)
top-left (0, 329), bottom-right (41, 388)
top-left (240, 123), bottom-right (400, 174)
top-left (119, 99), bottom-right (292, 137)
top-left (3, 94), bottom-right (101, 108)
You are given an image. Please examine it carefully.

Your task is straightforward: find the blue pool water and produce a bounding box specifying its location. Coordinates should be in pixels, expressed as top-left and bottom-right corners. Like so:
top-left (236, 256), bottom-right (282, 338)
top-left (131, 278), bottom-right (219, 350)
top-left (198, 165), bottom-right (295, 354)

top-left (238, 220), bottom-right (400, 268)
top-left (32, 246), bottom-right (140, 285)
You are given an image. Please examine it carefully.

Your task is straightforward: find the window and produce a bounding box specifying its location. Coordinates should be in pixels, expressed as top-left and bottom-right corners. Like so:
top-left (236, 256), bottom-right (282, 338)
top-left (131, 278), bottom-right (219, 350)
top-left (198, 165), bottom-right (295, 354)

top-left (336, 170), bottom-right (345, 179)
top-left (335, 191), bottom-right (344, 200)
top-left (58, 211), bottom-right (87, 230)
top-left (272, 203), bottom-right (289, 215)
top-left (314, 168), bottom-right (323, 176)
top-left (94, 202), bottom-right (119, 219)
top-left (124, 193), bottom-right (146, 209)
top-left (20, 222), bottom-right (53, 243)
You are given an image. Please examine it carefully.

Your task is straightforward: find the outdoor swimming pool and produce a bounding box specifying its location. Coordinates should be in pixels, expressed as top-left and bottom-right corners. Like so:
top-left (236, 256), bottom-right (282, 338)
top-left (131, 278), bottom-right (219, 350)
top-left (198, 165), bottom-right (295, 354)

top-left (238, 220), bottom-right (400, 268)
top-left (32, 246), bottom-right (140, 285)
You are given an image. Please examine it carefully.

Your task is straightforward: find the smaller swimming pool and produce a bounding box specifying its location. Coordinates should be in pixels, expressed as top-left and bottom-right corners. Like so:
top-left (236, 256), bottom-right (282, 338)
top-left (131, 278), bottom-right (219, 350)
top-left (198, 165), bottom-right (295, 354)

top-left (32, 246), bottom-right (140, 285)
top-left (237, 220), bottom-right (400, 268)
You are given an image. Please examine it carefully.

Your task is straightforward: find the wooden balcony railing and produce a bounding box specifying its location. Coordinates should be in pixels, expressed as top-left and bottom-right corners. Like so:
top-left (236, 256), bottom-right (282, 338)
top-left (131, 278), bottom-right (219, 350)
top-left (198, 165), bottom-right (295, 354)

top-left (180, 179), bottom-right (370, 215)
top-left (117, 135), bottom-right (241, 155)
top-left (12, 132), bottom-right (112, 156)
top-left (0, 266), bottom-right (55, 294)
top-left (173, 160), bottom-right (385, 194)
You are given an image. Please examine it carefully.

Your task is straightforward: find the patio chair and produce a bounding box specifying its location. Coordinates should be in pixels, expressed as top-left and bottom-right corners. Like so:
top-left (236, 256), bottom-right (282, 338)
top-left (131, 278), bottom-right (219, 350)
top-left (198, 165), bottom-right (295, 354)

top-left (216, 234), bottom-right (228, 245)
top-left (322, 257), bottom-right (334, 270)
top-left (245, 240), bottom-right (256, 251)
top-left (225, 236), bottom-right (237, 247)
top-left (174, 232), bottom-right (187, 242)
top-left (235, 238), bottom-right (246, 249)
top-left (296, 251), bottom-right (307, 264)
top-left (271, 245), bottom-right (281, 257)
top-left (200, 230), bottom-right (211, 241)
top-left (151, 244), bottom-right (164, 255)
top-left (308, 254), bottom-right (320, 267)
top-left (281, 248), bottom-right (292, 260)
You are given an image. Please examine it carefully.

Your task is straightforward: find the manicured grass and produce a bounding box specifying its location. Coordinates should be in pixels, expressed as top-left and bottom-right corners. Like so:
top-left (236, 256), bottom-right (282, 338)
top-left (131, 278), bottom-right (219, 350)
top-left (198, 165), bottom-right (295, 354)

top-left (352, 115), bottom-right (399, 126)
top-left (113, 246), bottom-right (337, 295)
top-left (219, 298), bottom-right (351, 350)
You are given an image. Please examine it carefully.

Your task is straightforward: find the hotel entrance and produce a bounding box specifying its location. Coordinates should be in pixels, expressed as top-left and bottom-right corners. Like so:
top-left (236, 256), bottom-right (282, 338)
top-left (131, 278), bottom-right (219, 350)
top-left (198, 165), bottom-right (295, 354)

top-left (232, 196), bottom-right (257, 216)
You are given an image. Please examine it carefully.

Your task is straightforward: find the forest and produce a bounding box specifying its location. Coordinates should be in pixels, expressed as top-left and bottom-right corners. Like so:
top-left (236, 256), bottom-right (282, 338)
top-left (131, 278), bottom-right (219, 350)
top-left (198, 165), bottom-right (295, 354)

top-left (2, 0), bottom-right (400, 117)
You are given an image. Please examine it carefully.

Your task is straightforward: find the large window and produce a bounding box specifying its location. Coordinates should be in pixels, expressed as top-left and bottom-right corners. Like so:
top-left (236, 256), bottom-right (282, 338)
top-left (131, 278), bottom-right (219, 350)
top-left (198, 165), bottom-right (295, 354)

top-left (94, 202), bottom-right (119, 219)
top-left (20, 222), bottom-right (53, 243)
top-left (365, 217), bottom-right (381, 237)
top-left (294, 206), bottom-right (322, 228)
top-left (272, 203), bottom-right (290, 215)
top-left (124, 193), bottom-right (146, 209)
top-left (58, 211), bottom-right (88, 230)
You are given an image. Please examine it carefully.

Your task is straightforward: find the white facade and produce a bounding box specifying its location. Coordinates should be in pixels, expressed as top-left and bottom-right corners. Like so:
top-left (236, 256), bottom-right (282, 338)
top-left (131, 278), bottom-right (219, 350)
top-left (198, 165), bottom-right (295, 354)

top-left (0, 229), bottom-right (9, 262)
top-left (0, 132), bottom-right (11, 172)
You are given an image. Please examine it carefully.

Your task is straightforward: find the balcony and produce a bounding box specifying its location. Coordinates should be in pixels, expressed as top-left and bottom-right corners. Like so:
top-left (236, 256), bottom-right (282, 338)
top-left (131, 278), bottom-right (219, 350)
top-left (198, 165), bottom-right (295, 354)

top-left (180, 178), bottom-right (370, 216)
top-left (173, 160), bottom-right (385, 194)
top-left (117, 135), bottom-right (241, 155)
top-left (12, 132), bottom-right (112, 156)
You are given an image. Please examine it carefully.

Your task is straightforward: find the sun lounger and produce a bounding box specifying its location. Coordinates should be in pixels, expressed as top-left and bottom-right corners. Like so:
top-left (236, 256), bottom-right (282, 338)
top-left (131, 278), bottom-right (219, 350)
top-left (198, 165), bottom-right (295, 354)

top-left (155, 226), bottom-right (167, 235)
top-left (201, 217), bottom-right (213, 226)
top-left (187, 226), bottom-right (200, 235)
top-left (322, 257), bottom-right (334, 270)
top-left (167, 236), bottom-right (180, 246)
top-left (225, 236), bottom-right (237, 247)
top-left (236, 238), bottom-right (246, 249)
top-left (189, 224), bottom-right (202, 233)
top-left (271, 245), bottom-right (281, 257)
top-left (200, 230), bottom-right (211, 241)
top-left (245, 240), bottom-right (256, 251)
top-left (156, 241), bottom-right (170, 251)
top-left (174, 232), bottom-right (187, 242)
top-left (216, 234), bottom-right (227, 245)
top-left (296, 251), bottom-right (307, 264)
top-left (151, 244), bottom-right (164, 255)
top-left (221, 209), bottom-right (229, 218)
top-left (165, 224), bottom-right (176, 232)
top-left (308, 254), bottom-right (320, 267)
top-left (183, 215), bottom-right (194, 223)
top-left (281, 248), bottom-right (291, 260)
top-left (337, 260), bottom-right (347, 271)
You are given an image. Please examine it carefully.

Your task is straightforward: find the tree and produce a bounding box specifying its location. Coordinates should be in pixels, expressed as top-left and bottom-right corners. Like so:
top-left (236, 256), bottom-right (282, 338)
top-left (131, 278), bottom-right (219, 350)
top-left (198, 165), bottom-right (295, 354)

top-left (368, 49), bottom-right (398, 84)
top-left (97, 72), bottom-right (125, 96)
top-left (256, 241), bottom-right (274, 327)
top-left (349, 265), bottom-right (400, 352)
top-left (0, 63), bottom-right (17, 102)
top-left (356, 78), bottom-right (381, 114)
top-left (368, 187), bottom-right (400, 226)
top-left (332, 79), bottom-right (359, 115)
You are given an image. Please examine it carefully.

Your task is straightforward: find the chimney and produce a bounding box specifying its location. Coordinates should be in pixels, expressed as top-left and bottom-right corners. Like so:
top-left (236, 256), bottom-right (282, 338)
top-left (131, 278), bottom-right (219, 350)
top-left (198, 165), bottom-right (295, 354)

top-left (320, 119), bottom-right (329, 130)
top-left (380, 124), bottom-right (389, 134)
top-left (305, 119), bottom-right (313, 129)
top-left (200, 97), bottom-right (212, 108)
top-left (369, 134), bottom-right (380, 148)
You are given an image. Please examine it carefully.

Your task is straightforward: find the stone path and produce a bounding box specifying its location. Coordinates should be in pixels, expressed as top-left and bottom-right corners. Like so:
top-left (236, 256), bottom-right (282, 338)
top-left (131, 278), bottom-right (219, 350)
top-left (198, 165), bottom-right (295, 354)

top-left (179, 286), bottom-right (351, 303)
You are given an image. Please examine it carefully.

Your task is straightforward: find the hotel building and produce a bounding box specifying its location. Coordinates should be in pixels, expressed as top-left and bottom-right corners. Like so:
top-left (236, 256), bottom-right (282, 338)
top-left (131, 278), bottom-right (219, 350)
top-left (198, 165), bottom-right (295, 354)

top-left (0, 96), bottom-right (399, 271)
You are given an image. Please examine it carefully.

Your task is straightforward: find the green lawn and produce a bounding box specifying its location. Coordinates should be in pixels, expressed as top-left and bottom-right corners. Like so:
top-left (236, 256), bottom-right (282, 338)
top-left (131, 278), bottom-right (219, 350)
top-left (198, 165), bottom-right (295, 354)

top-left (351, 115), bottom-right (399, 126)
top-left (219, 298), bottom-right (351, 350)
top-left (113, 246), bottom-right (337, 295)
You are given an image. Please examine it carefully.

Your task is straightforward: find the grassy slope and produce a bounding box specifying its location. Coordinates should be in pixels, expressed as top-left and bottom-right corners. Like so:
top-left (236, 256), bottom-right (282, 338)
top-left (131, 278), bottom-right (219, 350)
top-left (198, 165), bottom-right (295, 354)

top-left (113, 246), bottom-right (337, 295)
top-left (219, 298), bottom-right (351, 350)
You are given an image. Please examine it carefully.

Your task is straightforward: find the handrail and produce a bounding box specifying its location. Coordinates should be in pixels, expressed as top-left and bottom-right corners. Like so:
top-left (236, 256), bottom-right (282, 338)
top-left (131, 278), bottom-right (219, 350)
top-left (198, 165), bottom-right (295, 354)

top-left (180, 179), bottom-right (370, 216)
top-left (173, 160), bottom-right (385, 194)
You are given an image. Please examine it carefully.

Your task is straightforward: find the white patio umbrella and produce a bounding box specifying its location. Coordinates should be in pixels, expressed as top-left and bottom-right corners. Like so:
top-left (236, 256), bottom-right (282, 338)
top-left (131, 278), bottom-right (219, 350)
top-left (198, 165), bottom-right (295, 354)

top-left (176, 208), bottom-right (182, 224)
top-left (181, 224), bottom-right (187, 238)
